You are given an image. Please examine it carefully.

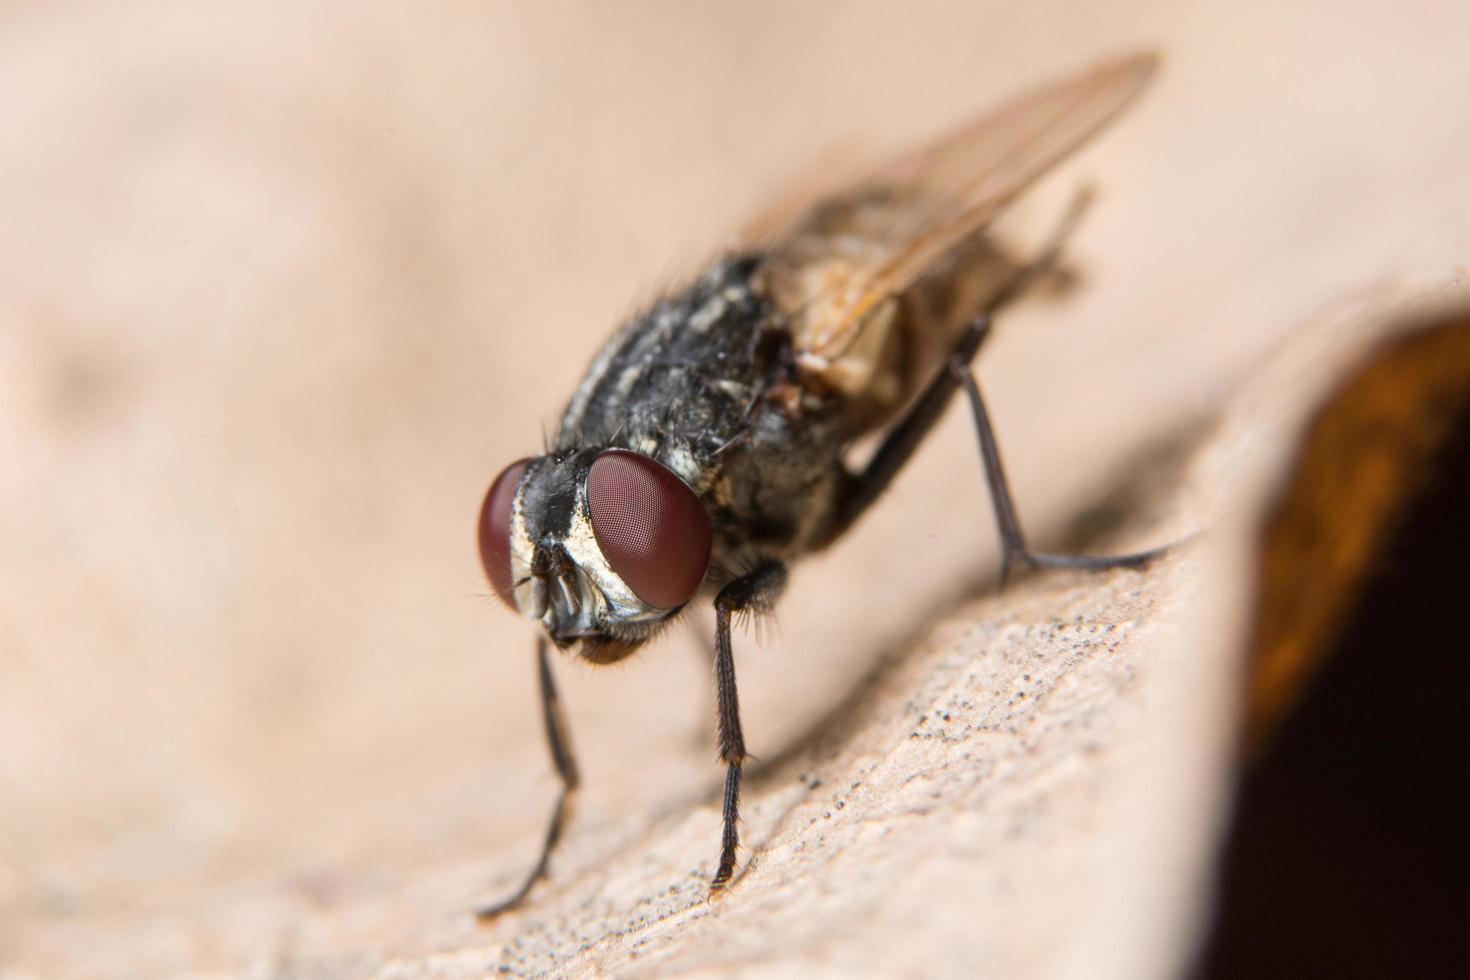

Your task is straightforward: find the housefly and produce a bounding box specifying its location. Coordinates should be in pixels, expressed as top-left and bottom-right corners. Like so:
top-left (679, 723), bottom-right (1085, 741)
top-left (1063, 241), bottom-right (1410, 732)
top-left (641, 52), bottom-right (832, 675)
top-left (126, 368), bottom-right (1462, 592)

top-left (475, 52), bottom-right (1161, 918)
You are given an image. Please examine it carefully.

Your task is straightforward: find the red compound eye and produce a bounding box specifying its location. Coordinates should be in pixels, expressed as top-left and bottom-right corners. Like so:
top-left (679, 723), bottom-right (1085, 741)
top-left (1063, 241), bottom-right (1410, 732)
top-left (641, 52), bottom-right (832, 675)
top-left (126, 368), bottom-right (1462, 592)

top-left (587, 450), bottom-right (711, 608)
top-left (478, 458), bottom-right (530, 608)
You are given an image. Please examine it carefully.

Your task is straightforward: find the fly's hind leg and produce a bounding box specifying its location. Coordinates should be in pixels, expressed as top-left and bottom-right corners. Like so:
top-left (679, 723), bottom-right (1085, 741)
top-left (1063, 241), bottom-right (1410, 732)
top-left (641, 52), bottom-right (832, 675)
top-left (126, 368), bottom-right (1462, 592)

top-left (829, 189), bottom-right (1088, 540)
top-left (476, 635), bottom-right (579, 921)
top-left (831, 191), bottom-right (1165, 582)
top-left (947, 343), bottom-right (1166, 584)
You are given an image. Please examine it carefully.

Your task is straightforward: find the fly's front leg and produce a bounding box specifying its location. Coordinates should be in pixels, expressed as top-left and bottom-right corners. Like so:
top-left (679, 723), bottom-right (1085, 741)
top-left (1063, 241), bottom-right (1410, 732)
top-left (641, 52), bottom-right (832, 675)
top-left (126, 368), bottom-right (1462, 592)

top-left (710, 560), bottom-right (787, 891)
top-left (476, 635), bottom-right (579, 921)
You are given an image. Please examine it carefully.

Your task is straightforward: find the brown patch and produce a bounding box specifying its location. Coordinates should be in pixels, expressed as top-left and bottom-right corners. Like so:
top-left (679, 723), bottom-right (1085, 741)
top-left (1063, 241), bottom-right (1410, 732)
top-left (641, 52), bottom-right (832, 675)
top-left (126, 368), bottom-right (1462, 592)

top-left (1246, 311), bottom-right (1470, 749)
top-left (764, 380), bottom-right (805, 418)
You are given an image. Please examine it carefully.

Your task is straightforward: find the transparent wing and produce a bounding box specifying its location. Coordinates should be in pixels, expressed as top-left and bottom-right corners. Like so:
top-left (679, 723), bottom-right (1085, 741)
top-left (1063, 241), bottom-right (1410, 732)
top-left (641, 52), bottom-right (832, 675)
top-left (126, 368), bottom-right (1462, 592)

top-left (750, 52), bottom-right (1158, 360)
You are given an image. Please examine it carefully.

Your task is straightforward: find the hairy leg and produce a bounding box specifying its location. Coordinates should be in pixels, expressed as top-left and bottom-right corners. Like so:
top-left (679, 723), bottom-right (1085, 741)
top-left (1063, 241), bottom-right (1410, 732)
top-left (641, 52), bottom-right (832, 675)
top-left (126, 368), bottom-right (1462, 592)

top-left (709, 561), bottom-right (787, 890)
top-left (476, 636), bottom-right (579, 920)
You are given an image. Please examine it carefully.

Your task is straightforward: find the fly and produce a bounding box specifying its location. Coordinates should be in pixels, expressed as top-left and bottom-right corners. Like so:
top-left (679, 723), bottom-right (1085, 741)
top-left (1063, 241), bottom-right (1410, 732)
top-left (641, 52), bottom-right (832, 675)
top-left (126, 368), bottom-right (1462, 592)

top-left (474, 52), bottom-right (1163, 919)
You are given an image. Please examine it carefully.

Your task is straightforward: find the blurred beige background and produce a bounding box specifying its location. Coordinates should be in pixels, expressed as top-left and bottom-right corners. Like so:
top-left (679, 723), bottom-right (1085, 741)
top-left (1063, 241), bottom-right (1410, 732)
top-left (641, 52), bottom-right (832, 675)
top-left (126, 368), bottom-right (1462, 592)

top-left (2, 1), bottom-right (1468, 975)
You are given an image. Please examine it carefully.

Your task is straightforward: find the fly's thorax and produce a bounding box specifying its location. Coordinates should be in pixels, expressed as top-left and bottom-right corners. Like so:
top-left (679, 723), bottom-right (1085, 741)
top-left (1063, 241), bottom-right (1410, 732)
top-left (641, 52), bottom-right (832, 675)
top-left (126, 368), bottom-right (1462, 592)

top-left (553, 255), bottom-right (771, 456)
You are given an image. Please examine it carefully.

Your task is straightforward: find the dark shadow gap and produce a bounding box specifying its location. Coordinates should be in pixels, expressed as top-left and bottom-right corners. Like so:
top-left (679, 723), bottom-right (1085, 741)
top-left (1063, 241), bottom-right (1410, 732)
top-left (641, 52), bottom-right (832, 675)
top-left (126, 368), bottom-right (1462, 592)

top-left (1193, 408), bottom-right (1470, 978)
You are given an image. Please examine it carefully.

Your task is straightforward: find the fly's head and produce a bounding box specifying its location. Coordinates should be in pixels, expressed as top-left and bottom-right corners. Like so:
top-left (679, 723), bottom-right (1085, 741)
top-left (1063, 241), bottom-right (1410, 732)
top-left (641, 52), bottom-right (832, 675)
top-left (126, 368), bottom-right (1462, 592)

top-left (478, 449), bottom-right (712, 664)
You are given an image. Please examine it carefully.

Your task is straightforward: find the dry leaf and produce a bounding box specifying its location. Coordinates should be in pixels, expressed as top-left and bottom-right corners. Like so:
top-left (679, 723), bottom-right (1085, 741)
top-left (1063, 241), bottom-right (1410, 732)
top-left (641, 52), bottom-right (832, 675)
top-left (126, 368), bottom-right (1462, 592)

top-left (4, 4), bottom-right (1470, 978)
